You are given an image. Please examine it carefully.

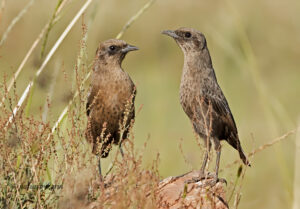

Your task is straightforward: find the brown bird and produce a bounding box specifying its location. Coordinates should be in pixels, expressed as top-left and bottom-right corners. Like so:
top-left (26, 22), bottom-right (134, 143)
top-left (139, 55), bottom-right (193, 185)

top-left (86, 39), bottom-right (138, 176)
top-left (162, 28), bottom-right (250, 182)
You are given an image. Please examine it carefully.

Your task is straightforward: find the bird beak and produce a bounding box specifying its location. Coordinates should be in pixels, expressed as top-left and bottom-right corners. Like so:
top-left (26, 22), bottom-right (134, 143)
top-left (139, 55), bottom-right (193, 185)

top-left (122, 45), bottom-right (139, 53)
top-left (161, 30), bottom-right (179, 39)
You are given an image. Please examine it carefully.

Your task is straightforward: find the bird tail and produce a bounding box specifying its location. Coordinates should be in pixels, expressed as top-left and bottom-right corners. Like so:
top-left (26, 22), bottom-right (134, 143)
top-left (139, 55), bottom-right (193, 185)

top-left (237, 145), bottom-right (251, 167)
top-left (228, 135), bottom-right (251, 166)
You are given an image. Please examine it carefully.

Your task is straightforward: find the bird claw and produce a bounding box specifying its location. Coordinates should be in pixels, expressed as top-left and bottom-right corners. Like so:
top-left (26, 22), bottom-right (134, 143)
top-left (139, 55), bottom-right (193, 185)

top-left (185, 176), bottom-right (203, 184)
top-left (185, 172), bottom-right (227, 186)
top-left (216, 177), bottom-right (227, 185)
top-left (184, 171), bottom-right (205, 184)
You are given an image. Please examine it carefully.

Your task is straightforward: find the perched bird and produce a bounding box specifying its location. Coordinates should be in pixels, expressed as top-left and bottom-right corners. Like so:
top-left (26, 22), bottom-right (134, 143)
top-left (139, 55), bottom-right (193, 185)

top-left (86, 39), bottom-right (138, 176)
top-left (162, 28), bottom-right (250, 181)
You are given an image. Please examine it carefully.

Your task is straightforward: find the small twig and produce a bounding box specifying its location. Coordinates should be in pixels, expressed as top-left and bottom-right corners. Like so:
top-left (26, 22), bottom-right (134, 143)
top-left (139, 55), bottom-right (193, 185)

top-left (178, 138), bottom-right (194, 170)
top-left (228, 165), bottom-right (242, 203)
top-left (248, 128), bottom-right (297, 158)
top-left (233, 162), bottom-right (248, 209)
top-left (42, 61), bottom-right (61, 122)
top-left (222, 128), bottom-right (298, 171)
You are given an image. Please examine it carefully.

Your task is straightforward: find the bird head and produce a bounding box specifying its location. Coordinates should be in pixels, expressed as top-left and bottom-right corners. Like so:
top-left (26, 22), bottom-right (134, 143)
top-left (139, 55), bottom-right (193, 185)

top-left (162, 27), bottom-right (207, 54)
top-left (95, 39), bottom-right (138, 66)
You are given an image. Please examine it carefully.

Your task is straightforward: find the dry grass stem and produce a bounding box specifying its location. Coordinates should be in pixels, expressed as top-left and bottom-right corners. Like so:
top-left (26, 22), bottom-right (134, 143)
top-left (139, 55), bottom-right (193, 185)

top-left (40, 0), bottom-right (66, 58)
top-left (116, 0), bottom-right (157, 40)
top-left (42, 61), bottom-right (61, 122)
top-left (0, 0), bottom-right (67, 108)
top-left (4, 0), bottom-right (94, 129)
top-left (0, 0), bottom-right (35, 46)
top-left (223, 128), bottom-right (298, 171)
top-left (0, 0), bottom-right (6, 24)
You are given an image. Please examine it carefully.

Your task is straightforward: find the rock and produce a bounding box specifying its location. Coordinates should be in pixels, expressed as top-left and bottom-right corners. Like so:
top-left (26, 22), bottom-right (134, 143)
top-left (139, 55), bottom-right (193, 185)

top-left (156, 170), bottom-right (228, 209)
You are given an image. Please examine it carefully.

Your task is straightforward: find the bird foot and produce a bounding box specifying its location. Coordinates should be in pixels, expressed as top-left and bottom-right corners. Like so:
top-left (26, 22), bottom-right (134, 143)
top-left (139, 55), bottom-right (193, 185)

top-left (185, 172), bottom-right (227, 186)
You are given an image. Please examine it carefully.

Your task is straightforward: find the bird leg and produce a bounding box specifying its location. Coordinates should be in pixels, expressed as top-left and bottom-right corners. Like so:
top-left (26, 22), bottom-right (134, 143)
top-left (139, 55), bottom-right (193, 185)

top-left (119, 141), bottom-right (124, 158)
top-left (200, 149), bottom-right (209, 176)
top-left (200, 137), bottom-right (212, 177)
top-left (185, 138), bottom-right (211, 184)
top-left (186, 139), bottom-right (226, 185)
top-left (119, 140), bottom-right (129, 176)
top-left (209, 141), bottom-right (227, 185)
top-left (215, 147), bottom-right (221, 178)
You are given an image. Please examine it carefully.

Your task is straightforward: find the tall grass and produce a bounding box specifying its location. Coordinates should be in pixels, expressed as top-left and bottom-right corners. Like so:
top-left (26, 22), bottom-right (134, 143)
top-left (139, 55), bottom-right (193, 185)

top-left (0, 0), bottom-right (160, 208)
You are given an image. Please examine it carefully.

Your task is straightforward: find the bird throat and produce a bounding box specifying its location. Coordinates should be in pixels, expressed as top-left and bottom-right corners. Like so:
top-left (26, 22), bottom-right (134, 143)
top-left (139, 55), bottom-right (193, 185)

top-left (183, 48), bottom-right (212, 74)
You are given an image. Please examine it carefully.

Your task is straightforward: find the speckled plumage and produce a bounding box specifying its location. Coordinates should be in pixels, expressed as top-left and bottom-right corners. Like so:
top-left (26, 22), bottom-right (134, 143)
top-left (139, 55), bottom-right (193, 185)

top-left (86, 39), bottom-right (137, 158)
top-left (162, 28), bottom-right (250, 173)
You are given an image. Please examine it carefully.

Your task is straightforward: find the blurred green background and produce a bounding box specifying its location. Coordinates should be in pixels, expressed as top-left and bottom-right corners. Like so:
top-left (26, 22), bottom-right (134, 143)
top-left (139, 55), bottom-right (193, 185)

top-left (0, 0), bottom-right (299, 208)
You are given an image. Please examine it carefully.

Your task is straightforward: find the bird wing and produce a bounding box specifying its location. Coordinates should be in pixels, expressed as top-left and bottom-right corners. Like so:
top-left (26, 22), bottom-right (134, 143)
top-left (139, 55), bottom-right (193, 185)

top-left (202, 89), bottom-right (250, 165)
top-left (201, 82), bottom-right (238, 137)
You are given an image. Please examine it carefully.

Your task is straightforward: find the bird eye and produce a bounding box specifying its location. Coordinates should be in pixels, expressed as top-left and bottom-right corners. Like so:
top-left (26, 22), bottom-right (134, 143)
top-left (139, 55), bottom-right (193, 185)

top-left (185, 32), bottom-right (192, 38)
top-left (109, 45), bottom-right (116, 51)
